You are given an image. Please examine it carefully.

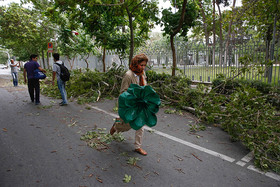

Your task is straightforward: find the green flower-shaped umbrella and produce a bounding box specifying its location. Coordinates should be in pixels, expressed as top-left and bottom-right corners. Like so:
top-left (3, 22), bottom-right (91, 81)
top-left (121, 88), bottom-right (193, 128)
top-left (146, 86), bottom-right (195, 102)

top-left (118, 84), bottom-right (161, 130)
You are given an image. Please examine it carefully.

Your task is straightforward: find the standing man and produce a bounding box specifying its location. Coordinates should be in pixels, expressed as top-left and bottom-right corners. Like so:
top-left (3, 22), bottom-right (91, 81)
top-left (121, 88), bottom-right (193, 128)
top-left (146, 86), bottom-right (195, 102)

top-left (23, 54), bottom-right (46, 105)
top-left (10, 59), bottom-right (19, 87)
top-left (52, 53), bottom-right (68, 106)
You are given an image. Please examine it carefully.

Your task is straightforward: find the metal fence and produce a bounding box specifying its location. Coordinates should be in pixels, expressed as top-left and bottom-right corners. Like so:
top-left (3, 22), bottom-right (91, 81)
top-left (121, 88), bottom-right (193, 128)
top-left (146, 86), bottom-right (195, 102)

top-left (136, 38), bottom-right (280, 87)
top-left (45, 38), bottom-right (279, 87)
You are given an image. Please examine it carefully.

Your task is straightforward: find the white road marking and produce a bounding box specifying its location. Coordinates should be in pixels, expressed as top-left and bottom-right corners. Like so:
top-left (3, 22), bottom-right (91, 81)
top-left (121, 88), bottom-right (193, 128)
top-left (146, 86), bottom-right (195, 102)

top-left (241, 151), bottom-right (254, 163)
top-left (90, 105), bottom-right (235, 162)
top-left (144, 126), bottom-right (235, 162)
top-left (89, 105), bottom-right (280, 181)
top-left (235, 151), bottom-right (253, 167)
top-left (248, 165), bottom-right (280, 181)
top-left (236, 161), bottom-right (247, 167)
top-left (90, 105), bottom-right (119, 118)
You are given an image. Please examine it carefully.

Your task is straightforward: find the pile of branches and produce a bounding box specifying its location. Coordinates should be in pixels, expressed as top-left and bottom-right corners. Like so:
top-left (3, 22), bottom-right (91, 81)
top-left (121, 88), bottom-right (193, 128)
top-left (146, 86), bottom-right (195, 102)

top-left (41, 63), bottom-right (125, 103)
top-left (197, 76), bottom-right (280, 173)
top-left (146, 70), bottom-right (200, 108)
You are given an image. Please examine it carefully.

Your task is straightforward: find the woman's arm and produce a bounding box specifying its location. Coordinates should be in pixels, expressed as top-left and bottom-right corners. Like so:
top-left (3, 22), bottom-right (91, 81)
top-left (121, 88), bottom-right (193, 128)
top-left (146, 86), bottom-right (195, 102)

top-left (120, 73), bottom-right (132, 94)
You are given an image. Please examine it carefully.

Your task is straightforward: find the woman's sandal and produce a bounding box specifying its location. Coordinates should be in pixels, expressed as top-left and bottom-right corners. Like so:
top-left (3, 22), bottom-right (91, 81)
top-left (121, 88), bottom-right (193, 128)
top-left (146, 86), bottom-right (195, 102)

top-left (134, 148), bottom-right (147, 156)
top-left (110, 124), bottom-right (116, 135)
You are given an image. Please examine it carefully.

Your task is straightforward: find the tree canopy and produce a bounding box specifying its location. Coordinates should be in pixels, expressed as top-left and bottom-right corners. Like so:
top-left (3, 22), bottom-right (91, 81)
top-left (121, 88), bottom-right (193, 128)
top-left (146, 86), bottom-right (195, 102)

top-left (0, 3), bottom-right (54, 61)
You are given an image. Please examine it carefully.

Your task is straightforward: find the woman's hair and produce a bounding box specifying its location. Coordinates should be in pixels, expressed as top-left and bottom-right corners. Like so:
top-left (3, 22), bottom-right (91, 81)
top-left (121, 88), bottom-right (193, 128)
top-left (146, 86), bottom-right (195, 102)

top-left (131, 53), bottom-right (148, 65)
top-left (130, 53), bottom-right (148, 73)
top-left (129, 54), bottom-right (148, 86)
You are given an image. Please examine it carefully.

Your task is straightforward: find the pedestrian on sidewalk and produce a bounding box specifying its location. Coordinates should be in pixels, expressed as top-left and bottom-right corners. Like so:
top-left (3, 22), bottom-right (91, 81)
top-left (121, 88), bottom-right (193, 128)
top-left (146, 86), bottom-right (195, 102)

top-left (52, 53), bottom-right (68, 106)
top-left (10, 59), bottom-right (19, 87)
top-left (110, 53), bottom-right (149, 156)
top-left (23, 54), bottom-right (46, 105)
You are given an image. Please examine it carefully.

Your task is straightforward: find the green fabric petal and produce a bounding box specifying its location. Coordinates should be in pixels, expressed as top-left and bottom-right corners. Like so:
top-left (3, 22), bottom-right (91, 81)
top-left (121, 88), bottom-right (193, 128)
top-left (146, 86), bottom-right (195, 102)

top-left (118, 84), bottom-right (161, 130)
top-left (147, 102), bottom-right (159, 114)
top-left (131, 87), bottom-right (143, 98)
top-left (143, 85), bottom-right (155, 97)
top-left (123, 107), bottom-right (138, 122)
top-left (143, 86), bottom-right (161, 105)
top-left (146, 113), bottom-right (157, 127)
top-left (124, 94), bottom-right (137, 107)
top-left (129, 110), bottom-right (146, 130)
top-left (118, 92), bottom-right (129, 108)
top-left (118, 108), bottom-right (129, 123)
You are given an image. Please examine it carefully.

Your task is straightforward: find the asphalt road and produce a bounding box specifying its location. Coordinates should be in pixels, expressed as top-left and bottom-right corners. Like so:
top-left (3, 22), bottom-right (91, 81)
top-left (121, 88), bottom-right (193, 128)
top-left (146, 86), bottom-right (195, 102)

top-left (0, 71), bottom-right (279, 187)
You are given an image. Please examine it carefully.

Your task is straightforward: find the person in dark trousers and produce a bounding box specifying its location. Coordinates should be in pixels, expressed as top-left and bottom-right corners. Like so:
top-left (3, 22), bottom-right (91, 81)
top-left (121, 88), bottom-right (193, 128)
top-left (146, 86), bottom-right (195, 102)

top-left (52, 53), bottom-right (68, 106)
top-left (23, 54), bottom-right (46, 105)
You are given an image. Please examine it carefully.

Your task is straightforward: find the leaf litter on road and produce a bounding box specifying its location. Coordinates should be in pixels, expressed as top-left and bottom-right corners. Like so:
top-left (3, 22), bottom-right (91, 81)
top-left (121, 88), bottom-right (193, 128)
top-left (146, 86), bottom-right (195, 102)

top-left (80, 128), bottom-right (125, 151)
top-left (96, 176), bottom-right (103, 183)
top-left (191, 153), bottom-right (203, 162)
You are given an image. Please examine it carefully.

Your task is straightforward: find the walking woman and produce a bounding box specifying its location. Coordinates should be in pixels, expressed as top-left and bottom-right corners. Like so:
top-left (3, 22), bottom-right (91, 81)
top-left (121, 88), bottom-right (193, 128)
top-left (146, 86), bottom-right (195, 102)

top-left (110, 53), bottom-right (149, 156)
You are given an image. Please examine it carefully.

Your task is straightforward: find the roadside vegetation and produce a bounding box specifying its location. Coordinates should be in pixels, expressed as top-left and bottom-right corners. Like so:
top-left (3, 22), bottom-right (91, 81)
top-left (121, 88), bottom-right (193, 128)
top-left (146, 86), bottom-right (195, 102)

top-left (2, 0), bottom-right (279, 176)
top-left (37, 61), bottom-right (280, 174)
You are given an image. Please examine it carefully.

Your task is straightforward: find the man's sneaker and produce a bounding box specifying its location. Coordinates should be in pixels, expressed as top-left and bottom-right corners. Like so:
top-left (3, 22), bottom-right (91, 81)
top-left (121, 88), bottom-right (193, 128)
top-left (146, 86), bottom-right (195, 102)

top-left (35, 102), bottom-right (40, 105)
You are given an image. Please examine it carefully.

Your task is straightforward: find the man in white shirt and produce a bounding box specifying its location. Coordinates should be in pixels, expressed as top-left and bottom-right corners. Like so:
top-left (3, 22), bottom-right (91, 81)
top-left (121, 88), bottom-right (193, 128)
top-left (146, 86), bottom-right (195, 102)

top-left (10, 59), bottom-right (19, 87)
top-left (52, 53), bottom-right (68, 106)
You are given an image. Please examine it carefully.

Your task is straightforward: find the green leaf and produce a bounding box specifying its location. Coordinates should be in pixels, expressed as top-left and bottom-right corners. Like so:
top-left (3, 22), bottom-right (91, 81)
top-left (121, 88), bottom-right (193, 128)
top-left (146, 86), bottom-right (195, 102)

top-left (123, 174), bottom-right (131, 183)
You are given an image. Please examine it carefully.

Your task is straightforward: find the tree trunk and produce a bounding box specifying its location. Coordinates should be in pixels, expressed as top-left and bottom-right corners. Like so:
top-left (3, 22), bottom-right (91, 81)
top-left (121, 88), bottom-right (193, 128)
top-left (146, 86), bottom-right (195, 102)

top-left (102, 47), bottom-right (106, 72)
top-left (85, 59), bottom-right (89, 69)
top-left (41, 50), bottom-right (46, 69)
top-left (224, 0), bottom-right (236, 66)
top-left (170, 0), bottom-right (188, 76)
top-left (268, 2), bottom-right (278, 83)
top-left (85, 53), bottom-right (90, 69)
top-left (47, 52), bottom-right (50, 69)
top-left (212, 0), bottom-right (216, 67)
top-left (67, 56), bottom-right (75, 70)
top-left (126, 7), bottom-right (134, 65)
top-left (198, 0), bottom-right (209, 66)
top-left (170, 35), bottom-right (176, 76)
top-left (216, 2), bottom-right (223, 66)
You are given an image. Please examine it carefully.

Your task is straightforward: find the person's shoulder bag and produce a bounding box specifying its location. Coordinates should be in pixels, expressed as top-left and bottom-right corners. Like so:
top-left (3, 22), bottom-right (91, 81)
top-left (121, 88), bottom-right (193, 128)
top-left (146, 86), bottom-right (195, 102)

top-left (34, 69), bottom-right (46, 79)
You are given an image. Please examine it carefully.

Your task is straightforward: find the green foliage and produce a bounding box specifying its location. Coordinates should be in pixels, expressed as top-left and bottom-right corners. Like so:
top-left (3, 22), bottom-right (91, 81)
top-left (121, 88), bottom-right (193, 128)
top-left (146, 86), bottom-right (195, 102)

top-left (0, 52), bottom-right (9, 65)
top-left (197, 80), bottom-right (280, 173)
top-left (80, 128), bottom-right (125, 150)
top-left (146, 70), bottom-right (196, 107)
top-left (161, 1), bottom-right (198, 39)
top-left (127, 157), bottom-right (141, 166)
top-left (123, 174), bottom-right (131, 183)
top-left (189, 123), bottom-right (206, 132)
top-left (0, 3), bottom-right (54, 60)
top-left (41, 63), bottom-right (126, 102)
top-left (241, 0), bottom-right (279, 41)
top-left (212, 76), bottom-right (280, 110)
top-left (47, 0), bottom-right (159, 64)
top-left (164, 109), bottom-right (176, 114)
